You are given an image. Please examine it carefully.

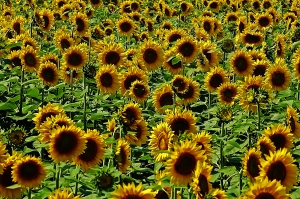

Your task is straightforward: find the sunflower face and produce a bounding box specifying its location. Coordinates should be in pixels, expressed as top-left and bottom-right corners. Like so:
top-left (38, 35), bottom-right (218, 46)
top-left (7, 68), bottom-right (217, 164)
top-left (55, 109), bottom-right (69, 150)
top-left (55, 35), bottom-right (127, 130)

top-left (191, 163), bottom-right (213, 198)
top-left (115, 139), bottom-right (131, 173)
top-left (204, 67), bottom-right (228, 92)
top-left (191, 131), bottom-right (213, 160)
top-left (119, 67), bottom-right (148, 95)
top-left (217, 82), bottom-right (238, 105)
top-left (110, 182), bottom-right (156, 199)
top-left (49, 126), bottom-right (86, 162)
top-left (231, 50), bottom-right (253, 77)
top-left (153, 84), bottom-right (174, 113)
top-left (21, 46), bottom-right (39, 72)
top-left (63, 45), bottom-right (87, 70)
top-left (178, 79), bottom-right (200, 105)
top-left (38, 62), bottom-right (59, 86)
top-left (130, 81), bottom-right (150, 103)
top-left (117, 18), bottom-right (135, 36)
top-left (176, 37), bottom-right (198, 64)
top-left (163, 49), bottom-right (183, 74)
top-left (241, 32), bottom-right (263, 46)
top-left (264, 124), bottom-right (294, 150)
top-left (95, 65), bottom-right (119, 94)
top-left (257, 13), bottom-right (272, 29)
top-left (197, 40), bottom-right (220, 71)
top-left (286, 106), bottom-right (300, 138)
top-left (242, 148), bottom-right (261, 180)
top-left (48, 189), bottom-right (80, 199)
top-left (120, 102), bottom-right (142, 127)
top-left (72, 13), bottom-right (89, 35)
top-left (99, 43), bottom-right (124, 68)
top-left (172, 75), bottom-right (188, 93)
top-left (125, 119), bottom-right (148, 146)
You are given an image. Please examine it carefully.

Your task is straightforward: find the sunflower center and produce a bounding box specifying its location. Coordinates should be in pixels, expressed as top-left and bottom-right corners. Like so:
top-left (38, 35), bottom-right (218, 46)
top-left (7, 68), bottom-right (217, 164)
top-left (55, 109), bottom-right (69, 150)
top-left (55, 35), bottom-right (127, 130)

top-left (17, 160), bottom-right (40, 181)
top-left (234, 56), bottom-right (248, 72)
top-left (124, 75), bottom-right (140, 90)
top-left (159, 92), bottom-right (173, 107)
top-left (143, 48), bottom-right (158, 64)
top-left (289, 117), bottom-right (296, 133)
top-left (202, 50), bottom-right (212, 62)
top-left (174, 152), bottom-right (197, 175)
top-left (253, 2), bottom-right (260, 9)
top-left (203, 21), bottom-right (211, 32)
top-left (167, 58), bottom-right (182, 69)
top-left (123, 108), bottom-right (137, 123)
top-left (253, 65), bottom-right (266, 76)
top-left (126, 195), bottom-right (143, 199)
top-left (181, 85), bottom-right (194, 99)
top-left (25, 53), bottom-right (37, 67)
top-left (61, 39), bottom-right (71, 50)
top-left (269, 134), bottom-right (286, 150)
top-left (169, 33), bottom-right (182, 43)
top-left (239, 22), bottom-right (245, 33)
top-left (228, 15), bottom-right (237, 22)
top-left (133, 83), bottom-right (146, 97)
top-left (179, 42), bottom-right (195, 57)
top-left (0, 164), bottom-right (14, 187)
top-left (11, 57), bottom-right (22, 67)
top-left (13, 22), bottom-right (21, 35)
top-left (105, 51), bottom-right (120, 65)
top-left (105, 28), bottom-right (113, 36)
top-left (63, 8), bottom-right (70, 18)
top-left (259, 17), bottom-right (270, 27)
top-left (120, 22), bottom-right (132, 33)
top-left (247, 155), bottom-right (260, 178)
top-left (180, 3), bottom-right (188, 12)
top-left (199, 174), bottom-right (209, 196)
top-left (173, 78), bottom-right (186, 92)
top-left (40, 111), bottom-right (57, 125)
top-left (100, 72), bottom-right (113, 87)
top-left (91, 0), bottom-right (100, 4)
top-left (165, 8), bottom-right (170, 16)
top-left (78, 139), bottom-right (98, 162)
top-left (76, 18), bottom-right (85, 32)
top-left (277, 43), bottom-right (282, 56)
top-left (131, 2), bottom-right (139, 10)
top-left (259, 143), bottom-right (271, 157)
top-left (266, 161), bottom-right (286, 182)
top-left (155, 190), bottom-right (169, 199)
top-left (158, 136), bottom-right (168, 150)
top-left (244, 34), bottom-right (261, 44)
top-left (41, 67), bottom-right (55, 82)
top-left (43, 15), bottom-right (50, 29)
top-left (170, 118), bottom-right (189, 136)
top-left (223, 89), bottom-right (234, 102)
top-left (68, 52), bottom-right (83, 67)
top-left (210, 2), bottom-right (218, 9)
top-left (255, 192), bottom-right (276, 199)
top-left (263, 2), bottom-right (271, 9)
top-left (98, 173), bottom-right (113, 188)
top-left (209, 74), bottom-right (223, 88)
top-left (271, 71), bottom-right (285, 86)
top-left (54, 131), bottom-right (78, 154)
top-left (118, 148), bottom-right (127, 165)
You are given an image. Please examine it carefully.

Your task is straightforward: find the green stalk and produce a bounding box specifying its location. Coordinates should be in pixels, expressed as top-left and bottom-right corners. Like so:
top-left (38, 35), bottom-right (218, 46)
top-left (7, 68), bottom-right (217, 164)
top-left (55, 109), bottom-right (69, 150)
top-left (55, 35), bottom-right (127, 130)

top-left (19, 68), bottom-right (24, 114)
top-left (69, 70), bottom-right (73, 118)
top-left (41, 84), bottom-right (44, 106)
top-left (83, 73), bottom-right (87, 132)
top-left (257, 100), bottom-right (260, 132)
top-left (239, 169), bottom-right (243, 195)
top-left (55, 164), bottom-right (61, 189)
top-left (28, 188), bottom-right (32, 199)
top-left (220, 122), bottom-right (224, 189)
top-left (75, 173), bottom-right (79, 195)
top-left (297, 82), bottom-right (300, 100)
top-left (173, 92), bottom-right (176, 112)
top-left (181, 60), bottom-right (185, 76)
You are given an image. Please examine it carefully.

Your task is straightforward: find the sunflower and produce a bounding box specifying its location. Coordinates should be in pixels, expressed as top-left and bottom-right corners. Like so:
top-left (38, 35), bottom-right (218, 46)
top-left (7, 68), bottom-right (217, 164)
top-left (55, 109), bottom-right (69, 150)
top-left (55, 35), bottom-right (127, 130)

top-left (241, 179), bottom-right (289, 199)
top-left (62, 45), bottom-right (87, 70)
top-left (95, 168), bottom-right (116, 191)
top-left (275, 34), bottom-right (286, 58)
top-left (116, 17), bottom-right (135, 36)
top-left (256, 136), bottom-right (276, 158)
top-left (120, 102), bottom-right (142, 127)
top-left (263, 124), bottom-right (294, 150)
top-left (125, 120), bottom-right (148, 146)
top-left (195, 27), bottom-right (210, 41)
top-left (178, 79), bottom-right (200, 105)
top-left (20, 46), bottom-right (39, 72)
top-left (172, 75), bottom-right (189, 94)
top-left (165, 28), bottom-right (186, 45)
top-left (217, 82), bottom-right (238, 105)
top-left (107, 118), bottom-right (116, 133)
top-left (49, 125), bottom-right (86, 162)
top-left (11, 16), bottom-right (25, 35)
top-left (40, 53), bottom-right (59, 67)
top-left (129, 81), bottom-right (150, 103)
top-left (161, 21), bottom-right (173, 30)
top-left (201, 16), bottom-right (214, 35)
top-left (262, 0), bottom-right (272, 9)
top-left (74, 129), bottom-right (105, 172)
top-left (190, 163), bottom-right (213, 198)
top-left (265, 58), bottom-right (291, 91)
top-left (48, 189), bottom-right (81, 199)
top-left (256, 13), bottom-right (272, 30)
top-left (38, 62), bottom-right (59, 86)
top-left (38, 9), bottom-right (54, 32)
top-left (252, 60), bottom-right (269, 77)
top-left (11, 156), bottom-right (46, 188)
top-left (138, 39), bottom-right (164, 71)
top-left (0, 141), bottom-right (7, 174)
top-left (166, 140), bottom-right (206, 185)
top-left (241, 31), bottom-right (264, 46)
top-left (237, 17), bottom-right (247, 33)
top-left (7, 127), bottom-right (26, 147)
top-left (225, 12), bottom-right (239, 23)
top-left (60, 66), bottom-right (82, 84)
top-left (0, 153), bottom-right (22, 199)
top-left (230, 50), bottom-right (254, 77)
top-left (242, 148), bottom-right (261, 181)
top-left (191, 131), bottom-right (213, 160)
top-left (20, 35), bottom-right (39, 51)
top-left (163, 49), bottom-right (183, 74)
top-left (175, 37), bottom-right (198, 64)
top-left (110, 182), bottom-right (156, 199)
top-left (99, 42), bottom-right (125, 68)
top-left (33, 102), bottom-right (65, 131)
top-left (204, 67), bottom-right (229, 92)
top-left (115, 139), bottom-right (131, 173)
top-left (165, 109), bottom-right (197, 136)
top-left (95, 65), bottom-right (119, 94)
top-left (197, 40), bottom-right (221, 72)
top-left (221, 39), bottom-right (235, 53)
top-left (180, 1), bottom-right (193, 16)
top-left (267, 8), bottom-right (280, 25)
top-left (152, 84), bottom-right (174, 113)
top-left (286, 106), bottom-right (300, 138)
top-left (7, 50), bottom-right (22, 69)
top-left (258, 148), bottom-right (298, 192)
top-left (60, 4), bottom-right (72, 20)
top-left (210, 189), bottom-right (228, 199)
top-left (55, 32), bottom-right (73, 51)
top-left (71, 13), bottom-right (89, 36)
top-left (293, 56), bottom-right (300, 81)
top-left (119, 67), bottom-right (148, 95)
top-left (90, 0), bottom-right (102, 7)
top-left (209, 0), bottom-right (220, 11)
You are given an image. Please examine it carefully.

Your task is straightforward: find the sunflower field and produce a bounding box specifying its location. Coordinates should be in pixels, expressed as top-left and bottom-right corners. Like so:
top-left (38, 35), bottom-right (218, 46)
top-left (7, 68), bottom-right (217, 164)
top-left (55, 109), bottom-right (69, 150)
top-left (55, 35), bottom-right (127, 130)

top-left (2, 0), bottom-right (300, 198)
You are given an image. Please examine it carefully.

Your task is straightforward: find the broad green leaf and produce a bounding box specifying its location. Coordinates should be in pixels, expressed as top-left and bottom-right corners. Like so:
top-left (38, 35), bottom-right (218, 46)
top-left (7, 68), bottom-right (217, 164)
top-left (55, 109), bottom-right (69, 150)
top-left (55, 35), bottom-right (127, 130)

top-left (219, 166), bottom-right (236, 174)
top-left (0, 102), bottom-right (16, 111)
top-left (6, 42), bottom-right (22, 49)
top-left (172, 57), bottom-right (181, 65)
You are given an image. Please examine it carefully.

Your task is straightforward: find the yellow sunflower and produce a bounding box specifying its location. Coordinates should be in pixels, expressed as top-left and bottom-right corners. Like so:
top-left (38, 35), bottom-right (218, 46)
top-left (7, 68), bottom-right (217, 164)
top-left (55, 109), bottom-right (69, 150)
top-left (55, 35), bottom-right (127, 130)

top-left (7, 50), bottom-right (22, 69)
top-left (256, 13), bottom-right (273, 30)
top-left (149, 122), bottom-right (174, 162)
top-left (256, 136), bottom-right (276, 158)
top-left (191, 131), bottom-right (213, 160)
top-left (54, 32), bottom-right (74, 51)
top-left (178, 78), bottom-right (200, 105)
top-left (125, 119), bottom-right (148, 146)
top-left (95, 65), bottom-right (119, 94)
top-left (286, 106), bottom-right (300, 138)
top-left (110, 182), bottom-right (156, 199)
top-left (165, 28), bottom-right (186, 45)
top-left (90, 0), bottom-right (102, 7)
top-left (210, 189), bottom-right (228, 199)
top-left (60, 66), bottom-right (82, 84)
top-left (265, 58), bottom-right (291, 91)
top-left (107, 118), bottom-right (116, 133)
top-left (217, 82), bottom-right (238, 105)
top-left (190, 163), bottom-right (213, 198)
top-left (71, 13), bottom-right (89, 36)
top-left (171, 75), bottom-right (189, 94)
top-left (175, 37), bottom-right (199, 64)
top-left (197, 40), bottom-right (221, 72)
top-left (204, 66), bottom-right (229, 92)
top-left (12, 156), bottom-right (46, 188)
top-left (11, 16), bottom-right (25, 35)
top-left (263, 124), bottom-right (294, 150)
top-left (20, 46), bottom-right (39, 72)
top-left (258, 148), bottom-right (298, 192)
top-left (166, 139), bottom-right (206, 185)
top-left (120, 102), bottom-right (142, 128)
top-left (115, 139), bottom-right (131, 173)
top-left (242, 148), bottom-right (261, 181)
top-left (0, 142), bottom-right (8, 174)
top-left (48, 189), bottom-right (81, 199)
top-left (117, 17), bottom-right (136, 36)
top-left (119, 67), bottom-right (148, 95)
top-left (163, 49), bottom-right (183, 74)
top-left (129, 81), bottom-right (150, 103)
top-left (241, 31), bottom-right (264, 46)
top-left (252, 59), bottom-right (269, 77)
top-left (241, 179), bottom-right (289, 199)
top-left (152, 84), bottom-right (174, 113)
top-left (275, 34), bottom-right (286, 58)
top-left (201, 16), bottom-right (215, 35)
top-left (249, 50), bottom-right (266, 61)
top-left (165, 109), bottom-right (197, 136)
top-left (230, 50), bottom-right (254, 77)
top-left (33, 102), bottom-right (65, 131)
top-left (138, 39), bottom-right (164, 71)
top-left (63, 45), bottom-right (88, 70)
top-left (49, 125), bottom-right (87, 162)
top-left (292, 56), bottom-right (300, 81)
top-left (38, 9), bottom-right (54, 32)
top-left (74, 129), bottom-right (105, 172)
top-left (38, 62), bottom-right (59, 86)
top-left (40, 53), bottom-right (59, 67)
top-left (99, 42), bottom-right (125, 68)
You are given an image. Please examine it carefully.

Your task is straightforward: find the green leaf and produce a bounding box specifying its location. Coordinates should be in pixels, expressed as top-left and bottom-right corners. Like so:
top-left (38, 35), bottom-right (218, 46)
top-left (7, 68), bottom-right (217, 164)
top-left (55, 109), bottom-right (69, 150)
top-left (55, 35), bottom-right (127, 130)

top-left (171, 57), bottom-right (181, 65)
top-left (26, 88), bottom-right (40, 99)
top-left (227, 141), bottom-right (241, 149)
top-left (6, 42), bottom-right (22, 49)
top-left (140, 154), bottom-right (152, 160)
top-left (6, 184), bottom-right (21, 189)
top-left (6, 76), bottom-right (19, 83)
top-left (90, 112), bottom-right (110, 120)
top-left (219, 166), bottom-right (236, 174)
top-left (0, 102), bottom-right (16, 111)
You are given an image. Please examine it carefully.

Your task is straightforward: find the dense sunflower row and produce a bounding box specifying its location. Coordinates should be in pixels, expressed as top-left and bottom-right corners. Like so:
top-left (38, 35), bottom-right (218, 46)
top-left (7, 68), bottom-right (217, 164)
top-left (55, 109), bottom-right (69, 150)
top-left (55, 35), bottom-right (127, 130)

top-left (0, 0), bottom-right (300, 198)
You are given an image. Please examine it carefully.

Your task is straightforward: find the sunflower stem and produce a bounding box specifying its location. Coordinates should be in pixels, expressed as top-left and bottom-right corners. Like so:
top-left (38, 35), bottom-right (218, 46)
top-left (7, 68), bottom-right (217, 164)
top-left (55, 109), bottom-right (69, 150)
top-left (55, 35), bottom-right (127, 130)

top-left (75, 173), bottom-right (79, 195)
top-left (41, 84), bottom-right (45, 106)
top-left (55, 164), bottom-right (61, 189)
top-left (220, 122), bottom-right (224, 190)
top-left (257, 100), bottom-right (261, 132)
top-left (28, 188), bottom-right (32, 199)
top-left (173, 91), bottom-right (176, 112)
top-left (69, 70), bottom-right (74, 118)
top-left (181, 60), bottom-right (185, 76)
top-left (297, 82), bottom-right (300, 100)
top-left (19, 68), bottom-right (24, 115)
top-left (239, 169), bottom-right (243, 195)
top-left (83, 73), bottom-right (87, 132)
